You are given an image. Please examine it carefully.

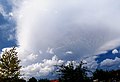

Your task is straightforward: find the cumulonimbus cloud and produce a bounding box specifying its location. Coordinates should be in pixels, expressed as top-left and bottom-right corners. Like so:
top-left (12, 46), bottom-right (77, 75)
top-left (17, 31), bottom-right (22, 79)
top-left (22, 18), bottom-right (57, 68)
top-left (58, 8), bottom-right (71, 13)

top-left (9, 0), bottom-right (120, 78)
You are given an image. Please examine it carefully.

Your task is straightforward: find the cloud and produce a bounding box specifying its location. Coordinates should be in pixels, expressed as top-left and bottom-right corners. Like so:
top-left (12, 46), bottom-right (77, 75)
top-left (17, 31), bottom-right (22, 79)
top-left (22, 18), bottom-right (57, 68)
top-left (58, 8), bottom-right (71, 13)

top-left (27, 54), bottom-right (38, 61)
top-left (112, 49), bottom-right (119, 54)
top-left (0, 4), bottom-right (7, 17)
top-left (20, 55), bottom-right (64, 79)
top-left (7, 0), bottom-right (120, 78)
top-left (84, 56), bottom-right (98, 71)
top-left (97, 39), bottom-right (120, 53)
top-left (0, 4), bottom-right (4, 13)
top-left (46, 47), bottom-right (54, 54)
top-left (14, 0), bottom-right (120, 59)
top-left (100, 57), bottom-right (120, 67)
top-left (7, 34), bottom-right (15, 41)
top-left (0, 3), bottom-right (14, 20)
top-left (65, 51), bottom-right (73, 55)
top-left (0, 1), bottom-right (16, 44)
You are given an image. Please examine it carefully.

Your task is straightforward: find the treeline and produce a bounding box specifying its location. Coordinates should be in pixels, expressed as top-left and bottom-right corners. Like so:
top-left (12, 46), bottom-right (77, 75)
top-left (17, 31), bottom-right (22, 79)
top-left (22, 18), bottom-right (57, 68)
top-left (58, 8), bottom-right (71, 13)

top-left (56, 61), bottom-right (120, 82)
top-left (25, 63), bottom-right (120, 82)
top-left (0, 47), bottom-right (120, 82)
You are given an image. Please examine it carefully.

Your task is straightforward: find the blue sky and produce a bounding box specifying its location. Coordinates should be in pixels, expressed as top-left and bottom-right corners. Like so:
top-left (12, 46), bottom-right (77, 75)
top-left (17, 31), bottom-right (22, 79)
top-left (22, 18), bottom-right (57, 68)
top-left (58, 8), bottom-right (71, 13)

top-left (1, 0), bottom-right (120, 79)
top-left (0, 0), bottom-right (16, 51)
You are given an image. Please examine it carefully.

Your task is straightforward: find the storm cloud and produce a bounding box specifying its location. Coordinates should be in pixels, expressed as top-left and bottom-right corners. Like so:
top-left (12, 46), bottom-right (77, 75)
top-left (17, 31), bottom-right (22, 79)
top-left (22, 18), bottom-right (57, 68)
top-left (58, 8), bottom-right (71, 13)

top-left (7, 0), bottom-right (120, 78)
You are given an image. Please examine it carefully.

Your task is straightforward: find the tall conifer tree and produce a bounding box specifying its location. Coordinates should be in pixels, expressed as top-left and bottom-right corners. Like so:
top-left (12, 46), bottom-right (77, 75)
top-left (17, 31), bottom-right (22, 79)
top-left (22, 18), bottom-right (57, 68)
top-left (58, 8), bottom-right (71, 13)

top-left (0, 47), bottom-right (21, 82)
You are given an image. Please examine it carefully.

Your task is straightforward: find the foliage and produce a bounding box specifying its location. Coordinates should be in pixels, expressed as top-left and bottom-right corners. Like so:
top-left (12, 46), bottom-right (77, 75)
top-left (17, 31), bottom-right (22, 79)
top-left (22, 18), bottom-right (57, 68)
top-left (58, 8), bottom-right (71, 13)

top-left (0, 47), bottom-right (21, 82)
top-left (93, 69), bottom-right (108, 81)
top-left (57, 61), bottom-right (90, 82)
top-left (28, 77), bottom-right (37, 82)
top-left (93, 69), bottom-right (120, 82)
top-left (17, 78), bottom-right (26, 82)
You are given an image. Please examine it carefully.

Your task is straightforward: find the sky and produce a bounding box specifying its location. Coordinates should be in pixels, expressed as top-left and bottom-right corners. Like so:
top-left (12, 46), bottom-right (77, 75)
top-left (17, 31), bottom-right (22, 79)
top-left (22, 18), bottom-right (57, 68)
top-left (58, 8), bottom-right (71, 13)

top-left (1, 0), bottom-right (120, 79)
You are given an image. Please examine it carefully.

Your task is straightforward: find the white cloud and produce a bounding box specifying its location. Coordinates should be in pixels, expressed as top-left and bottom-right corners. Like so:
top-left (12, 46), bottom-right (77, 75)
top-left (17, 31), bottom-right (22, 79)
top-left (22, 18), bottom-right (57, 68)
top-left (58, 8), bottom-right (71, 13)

top-left (8, 0), bottom-right (120, 78)
top-left (98, 39), bottom-right (120, 53)
top-left (13, 0), bottom-right (120, 61)
top-left (0, 4), bottom-right (14, 20)
top-left (95, 51), bottom-right (108, 55)
top-left (65, 51), bottom-right (73, 55)
top-left (27, 54), bottom-right (38, 61)
top-left (7, 34), bottom-right (15, 41)
top-left (65, 61), bottom-right (78, 66)
top-left (0, 5), bottom-right (4, 13)
top-left (20, 55), bottom-right (64, 78)
top-left (8, 12), bottom-right (13, 17)
top-left (112, 49), bottom-right (119, 54)
top-left (0, 4), bottom-right (7, 17)
top-left (100, 57), bottom-right (120, 67)
top-left (46, 47), bottom-right (54, 54)
top-left (84, 56), bottom-right (98, 71)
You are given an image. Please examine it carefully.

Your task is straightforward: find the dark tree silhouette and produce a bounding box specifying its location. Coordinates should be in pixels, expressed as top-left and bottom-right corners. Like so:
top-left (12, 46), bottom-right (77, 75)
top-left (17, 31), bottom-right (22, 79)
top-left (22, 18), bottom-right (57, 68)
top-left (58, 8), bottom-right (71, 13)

top-left (93, 69), bottom-right (120, 82)
top-left (28, 77), bottom-right (37, 82)
top-left (93, 69), bottom-right (105, 81)
top-left (93, 69), bottom-right (113, 82)
top-left (19, 78), bottom-right (26, 82)
top-left (0, 47), bottom-right (21, 82)
top-left (16, 78), bottom-right (26, 82)
top-left (57, 61), bottom-right (90, 82)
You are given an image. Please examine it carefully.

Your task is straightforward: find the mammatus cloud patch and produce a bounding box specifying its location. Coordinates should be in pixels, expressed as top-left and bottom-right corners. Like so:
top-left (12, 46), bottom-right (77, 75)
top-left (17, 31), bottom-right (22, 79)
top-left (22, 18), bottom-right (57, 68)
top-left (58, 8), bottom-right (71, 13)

top-left (6, 0), bottom-right (120, 78)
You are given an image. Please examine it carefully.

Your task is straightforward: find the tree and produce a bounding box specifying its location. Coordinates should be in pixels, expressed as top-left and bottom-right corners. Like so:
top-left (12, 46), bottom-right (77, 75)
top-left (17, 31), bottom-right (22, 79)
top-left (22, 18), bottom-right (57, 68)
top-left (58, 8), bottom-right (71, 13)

top-left (0, 47), bottom-right (21, 82)
top-left (17, 78), bottom-right (26, 82)
top-left (93, 69), bottom-right (120, 81)
top-left (93, 69), bottom-right (110, 81)
top-left (57, 61), bottom-right (90, 82)
top-left (28, 77), bottom-right (37, 82)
